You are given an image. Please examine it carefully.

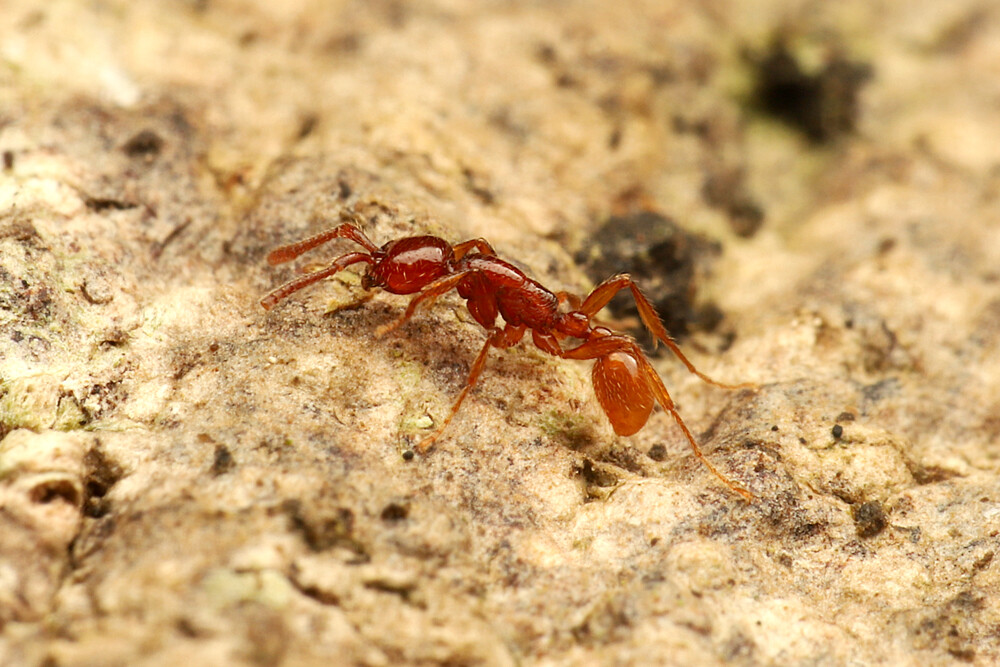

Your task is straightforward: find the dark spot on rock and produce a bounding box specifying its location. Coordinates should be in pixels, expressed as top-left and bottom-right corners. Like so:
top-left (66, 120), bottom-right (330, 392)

top-left (380, 502), bottom-right (409, 522)
top-left (2, 150), bottom-right (13, 170)
top-left (647, 443), bottom-right (668, 461)
top-left (571, 595), bottom-right (634, 645)
top-left (832, 424), bottom-right (844, 439)
top-left (211, 445), bottom-right (235, 476)
top-left (296, 114), bottom-right (318, 140)
top-left (175, 616), bottom-right (202, 638)
top-left (751, 39), bottom-right (872, 143)
top-left (951, 590), bottom-right (985, 611)
top-left (555, 72), bottom-right (579, 88)
top-left (462, 167), bottom-right (495, 205)
top-left (972, 551), bottom-right (993, 572)
top-left (907, 461), bottom-right (961, 485)
top-left (608, 126), bottom-right (622, 150)
top-left (578, 459), bottom-right (618, 488)
top-left (701, 166), bottom-right (765, 238)
top-left (852, 501), bottom-right (887, 538)
top-left (836, 411), bottom-right (856, 422)
top-left (335, 177), bottom-right (352, 200)
top-left (401, 449), bottom-right (414, 461)
top-left (722, 632), bottom-right (758, 661)
top-left (81, 379), bottom-right (126, 421)
top-left (576, 211), bottom-right (724, 346)
top-left (84, 196), bottom-right (138, 212)
top-left (284, 500), bottom-right (366, 558)
top-left (909, 590), bottom-right (985, 661)
top-left (793, 520), bottom-right (825, 539)
top-left (24, 285), bottom-right (54, 320)
top-left (0, 220), bottom-right (38, 248)
top-left (861, 378), bottom-right (899, 404)
top-left (535, 43), bottom-right (557, 65)
top-left (324, 32), bottom-right (363, 54)
top-left (83, 446), bottom-right (124, 518)
top-left (122, 129), bottom-right (164, 159)
top-left (172, 349), bottom-right (202, 380)
top-left (362, 577), bottom-right (416, 603)
top-left (30, 478), bottom-right (80, 506)
top-left (81, 275), bottom-right (114, 305)
top-left (100, 328), bottom-right (128, 347)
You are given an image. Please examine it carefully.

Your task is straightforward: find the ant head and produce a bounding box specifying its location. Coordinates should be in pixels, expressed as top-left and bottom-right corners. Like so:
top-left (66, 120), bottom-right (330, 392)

top-left (364, 236), bottom-right (453, 295)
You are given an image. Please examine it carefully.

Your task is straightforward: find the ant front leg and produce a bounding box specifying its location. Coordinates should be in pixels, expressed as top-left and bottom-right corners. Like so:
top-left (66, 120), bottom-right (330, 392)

top-left (452, 238), bottom-right (497, 259)
top-left (580, 274), bottom-right (753, 390)
top-left (555, 291), bottom-right (583, 311)
top-left (415, 323), bottom-right (526, 453)
top-left (560, 333), bottom-right (754, 502)
top-left (260, 252), bottom-right (375, 310)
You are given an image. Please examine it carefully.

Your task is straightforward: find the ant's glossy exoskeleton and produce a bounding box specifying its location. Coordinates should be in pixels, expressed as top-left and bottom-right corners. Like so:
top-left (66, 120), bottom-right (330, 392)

top-left (261, 211), bottom-right (755, 500)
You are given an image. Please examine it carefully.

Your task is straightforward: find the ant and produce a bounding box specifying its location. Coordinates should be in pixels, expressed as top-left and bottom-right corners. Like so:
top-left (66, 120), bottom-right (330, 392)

top-left (261, 211), bottom-right (755, 501)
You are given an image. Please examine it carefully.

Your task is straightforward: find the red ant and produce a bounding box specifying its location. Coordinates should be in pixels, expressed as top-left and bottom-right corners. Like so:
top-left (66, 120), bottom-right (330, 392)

top-left (261, 211), bottom-right (755, 501)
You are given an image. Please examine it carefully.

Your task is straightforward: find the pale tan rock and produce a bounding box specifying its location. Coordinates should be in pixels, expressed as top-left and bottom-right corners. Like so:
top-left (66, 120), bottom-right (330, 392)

top-left (1, 1), bottom-right (999, 665)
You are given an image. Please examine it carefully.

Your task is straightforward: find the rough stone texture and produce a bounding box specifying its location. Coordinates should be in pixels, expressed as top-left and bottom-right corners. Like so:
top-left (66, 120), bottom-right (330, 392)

top-left (2, 1), bottom-right (999, 666)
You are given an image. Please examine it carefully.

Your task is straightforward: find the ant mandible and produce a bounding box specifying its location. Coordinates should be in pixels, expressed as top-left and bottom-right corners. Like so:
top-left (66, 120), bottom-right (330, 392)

top-left (261, 211), bottom-right (755, 501)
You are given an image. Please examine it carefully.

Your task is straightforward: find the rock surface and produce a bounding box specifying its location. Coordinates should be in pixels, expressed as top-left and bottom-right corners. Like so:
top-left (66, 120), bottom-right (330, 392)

top-left (2, 1), bottom-right (999, 665)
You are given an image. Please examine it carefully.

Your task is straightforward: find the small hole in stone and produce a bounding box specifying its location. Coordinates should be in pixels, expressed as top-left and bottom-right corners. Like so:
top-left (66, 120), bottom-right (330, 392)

top-left (29, 479), bottom-right (80, 506)
top-left (380, 503), bottom-right (409, 522)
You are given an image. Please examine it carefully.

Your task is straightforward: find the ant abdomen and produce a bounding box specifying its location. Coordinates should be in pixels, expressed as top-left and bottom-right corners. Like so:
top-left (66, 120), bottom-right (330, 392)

top-left (592, 350), bottom-right (655, 436)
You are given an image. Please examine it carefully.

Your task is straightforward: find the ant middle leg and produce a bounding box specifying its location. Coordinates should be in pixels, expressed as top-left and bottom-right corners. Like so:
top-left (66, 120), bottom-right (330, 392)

top-left (416, 323), bottom-right (526, 453)
top-left (579, 274), bottom-right (753, 390)
top-left (260, 252), bottom-right (375, 310)
top-left (376, 271), bottom-right (472, 337)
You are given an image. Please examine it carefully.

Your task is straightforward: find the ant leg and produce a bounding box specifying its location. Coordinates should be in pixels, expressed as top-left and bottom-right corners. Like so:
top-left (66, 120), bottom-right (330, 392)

top-left (580, 274), bottom-right (753, 390)
top-left (266, 223), bottom-right (379, 265)
top-left (559, 335), bottom-right (753, 501)
top-left (260, 252), bottom-right (374, 310)
top-left (531, 330), bottom-right (564, 357)
top-left (416, 324), bottom-right (526, 453)
top-left (452, 238), bottom-right (497, 260)
top-left (637, 355), bottom-right (754, 502)
top-left (555, 291), bottom-right (582, 310)
top-left (376, 270), bottom-right (472, 337)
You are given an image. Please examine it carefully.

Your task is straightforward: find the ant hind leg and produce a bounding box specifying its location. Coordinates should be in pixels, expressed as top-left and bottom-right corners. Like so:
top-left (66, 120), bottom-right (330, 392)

top-left (580, 274), bottom-right (754, 390)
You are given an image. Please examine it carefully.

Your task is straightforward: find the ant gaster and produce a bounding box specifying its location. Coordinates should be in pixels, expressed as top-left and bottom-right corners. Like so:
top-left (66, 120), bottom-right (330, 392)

top-left (261, 211), bottom-right (755, 501)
